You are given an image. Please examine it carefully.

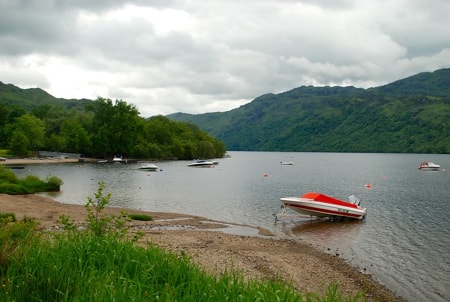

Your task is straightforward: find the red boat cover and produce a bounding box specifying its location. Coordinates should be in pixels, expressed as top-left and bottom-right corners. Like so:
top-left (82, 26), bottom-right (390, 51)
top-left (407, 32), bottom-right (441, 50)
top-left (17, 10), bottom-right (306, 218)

top-left (301, 192), bottom-right (358, 209)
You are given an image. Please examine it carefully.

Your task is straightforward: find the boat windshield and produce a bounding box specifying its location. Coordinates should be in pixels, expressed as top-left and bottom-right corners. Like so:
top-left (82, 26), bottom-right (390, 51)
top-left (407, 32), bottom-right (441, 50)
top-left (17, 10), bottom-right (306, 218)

top-left (348, 195), bottom-right (360, 205)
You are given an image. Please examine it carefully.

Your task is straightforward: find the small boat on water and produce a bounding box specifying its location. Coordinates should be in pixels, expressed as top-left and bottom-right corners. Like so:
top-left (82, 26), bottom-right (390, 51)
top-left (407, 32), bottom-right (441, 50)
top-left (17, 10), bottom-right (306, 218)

top-left (418, 161), bottom-right (440, 171)
top-left (138, 164), bottom-right (159, 171)
top-left (280, 161), bottom-right (293, 165)
top-left (187, 160), bottom-right (216, 167)
top-left (280, 192), bottom-right (367, 220)
top-left (112, 155), bottom-right (123, 163)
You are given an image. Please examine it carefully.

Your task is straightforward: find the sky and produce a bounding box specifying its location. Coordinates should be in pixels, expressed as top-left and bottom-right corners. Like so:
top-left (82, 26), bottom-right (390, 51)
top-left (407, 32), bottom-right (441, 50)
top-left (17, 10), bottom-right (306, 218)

top-left (1, 0), bottom-right (449, 117)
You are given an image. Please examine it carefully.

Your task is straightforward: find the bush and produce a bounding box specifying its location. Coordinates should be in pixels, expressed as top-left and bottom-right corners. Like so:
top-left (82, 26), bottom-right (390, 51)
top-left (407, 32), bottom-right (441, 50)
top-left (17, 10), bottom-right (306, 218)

top-left (0, 166), bottom-right (17, 184)
top-left (129, 213), bottom-right (153, 221)
top-left (0, 183), bottom-right (30, 194)
top-left (0, 165), bottom-right (62, 194)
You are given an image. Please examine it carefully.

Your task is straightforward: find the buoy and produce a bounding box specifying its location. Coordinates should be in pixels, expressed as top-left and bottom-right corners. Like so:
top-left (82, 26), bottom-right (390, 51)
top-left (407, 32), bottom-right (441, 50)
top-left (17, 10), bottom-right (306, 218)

top-left (365, 183), bottom-right (372, 188)
top-left (264, 173), bottom-right (268, 177)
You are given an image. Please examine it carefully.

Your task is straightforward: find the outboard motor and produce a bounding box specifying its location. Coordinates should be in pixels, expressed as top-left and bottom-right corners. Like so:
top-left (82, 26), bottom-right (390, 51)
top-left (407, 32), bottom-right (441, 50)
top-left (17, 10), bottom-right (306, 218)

top-left (348, 195), bottom-right (360, 206)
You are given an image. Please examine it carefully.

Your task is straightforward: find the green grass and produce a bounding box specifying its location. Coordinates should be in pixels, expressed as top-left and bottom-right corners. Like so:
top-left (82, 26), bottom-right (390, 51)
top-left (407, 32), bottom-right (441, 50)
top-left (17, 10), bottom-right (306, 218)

top-left (0, 165), bottom-right (62, 194)
top-left (0, 230), bottom-right (306, 301)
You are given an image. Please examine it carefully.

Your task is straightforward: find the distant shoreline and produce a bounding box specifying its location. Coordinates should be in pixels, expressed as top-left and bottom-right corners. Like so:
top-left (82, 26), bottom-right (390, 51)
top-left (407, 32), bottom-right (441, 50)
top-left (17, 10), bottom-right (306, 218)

top-left (1, 157), bottom-right (79, 165)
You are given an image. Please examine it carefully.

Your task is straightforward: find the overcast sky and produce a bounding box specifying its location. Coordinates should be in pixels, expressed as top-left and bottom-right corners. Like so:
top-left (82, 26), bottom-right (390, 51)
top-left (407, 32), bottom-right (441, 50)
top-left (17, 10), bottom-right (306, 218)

top-left (1, 0), bottom-right (449, 117)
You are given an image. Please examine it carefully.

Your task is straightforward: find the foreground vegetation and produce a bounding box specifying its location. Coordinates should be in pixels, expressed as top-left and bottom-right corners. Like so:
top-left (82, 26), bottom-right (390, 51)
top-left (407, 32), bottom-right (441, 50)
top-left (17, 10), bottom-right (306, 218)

top-left (0, 183), bottom-right (367, 301)
top-left (0, 164), bottom-right (62, 194)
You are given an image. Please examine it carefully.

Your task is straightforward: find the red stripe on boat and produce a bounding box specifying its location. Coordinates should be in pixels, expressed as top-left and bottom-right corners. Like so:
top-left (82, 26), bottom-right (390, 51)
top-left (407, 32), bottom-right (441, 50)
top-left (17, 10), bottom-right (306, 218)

top-left (301, 192), bottom-right (358, 209)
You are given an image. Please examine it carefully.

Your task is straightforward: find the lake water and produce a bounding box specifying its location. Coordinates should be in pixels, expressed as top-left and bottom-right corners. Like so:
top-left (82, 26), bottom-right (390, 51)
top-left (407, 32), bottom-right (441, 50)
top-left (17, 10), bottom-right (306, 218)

top-left (13, 152), bottom-right (450, 302)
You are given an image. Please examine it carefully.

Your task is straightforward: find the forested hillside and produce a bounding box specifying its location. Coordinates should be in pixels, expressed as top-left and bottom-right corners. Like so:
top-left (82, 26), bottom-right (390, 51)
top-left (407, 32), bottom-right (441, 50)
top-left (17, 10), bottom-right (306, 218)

top-left (0, 88), bottom-right (226, 159)
top-left (168, 68), bottom-right (450, 153)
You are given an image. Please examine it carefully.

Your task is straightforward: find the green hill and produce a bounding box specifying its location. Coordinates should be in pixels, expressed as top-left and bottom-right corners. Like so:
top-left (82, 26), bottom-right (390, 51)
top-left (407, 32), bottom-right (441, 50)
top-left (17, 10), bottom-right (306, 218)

top-left (0, 81), bottom-right (90, 111)
top-left (168, 68), bottom-right (450, 153)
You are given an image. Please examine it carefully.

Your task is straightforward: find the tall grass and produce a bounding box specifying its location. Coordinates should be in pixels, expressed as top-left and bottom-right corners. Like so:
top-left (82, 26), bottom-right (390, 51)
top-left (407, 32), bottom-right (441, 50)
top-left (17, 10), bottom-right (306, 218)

top-left (0, 231), bottom-right (311, 301)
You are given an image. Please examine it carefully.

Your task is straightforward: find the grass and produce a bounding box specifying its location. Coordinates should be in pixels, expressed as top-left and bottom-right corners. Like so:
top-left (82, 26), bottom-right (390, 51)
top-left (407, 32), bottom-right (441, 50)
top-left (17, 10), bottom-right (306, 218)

top-left (0, 165), bottom-right (62, 194)
top-left (1, 230), bottom-right (313, 301)
top-left (0, 182), bottom-right (367, 301)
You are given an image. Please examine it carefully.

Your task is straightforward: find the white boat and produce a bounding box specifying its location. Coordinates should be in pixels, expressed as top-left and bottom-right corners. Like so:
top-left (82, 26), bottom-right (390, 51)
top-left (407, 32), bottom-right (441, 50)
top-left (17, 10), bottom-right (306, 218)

top-left (418, 161), bottom-right (440, 171)
top-left (187, 160), bottom-right (215, 167)
top-left (280, 161), bottom-right (293, 165)
top-left (138, 164), bottom-right (159, 171)
top-left (112, 155), bottom-right (123, 163)
top-left (280, 192), bottom-right (366, 220)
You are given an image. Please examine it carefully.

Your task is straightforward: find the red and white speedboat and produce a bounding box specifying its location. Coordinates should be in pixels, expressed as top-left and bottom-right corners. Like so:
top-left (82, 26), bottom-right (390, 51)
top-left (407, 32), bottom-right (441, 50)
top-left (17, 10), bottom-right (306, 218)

top-left (280, 192), bottom-right (366, 220)
top-left (418, 161), bottom-right (440, 171)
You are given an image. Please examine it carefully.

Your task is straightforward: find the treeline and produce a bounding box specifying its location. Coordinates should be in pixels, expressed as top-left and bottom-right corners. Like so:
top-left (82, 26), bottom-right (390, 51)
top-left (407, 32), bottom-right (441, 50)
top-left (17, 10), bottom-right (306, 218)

top-left (0, 97), bottom-right (226, 160)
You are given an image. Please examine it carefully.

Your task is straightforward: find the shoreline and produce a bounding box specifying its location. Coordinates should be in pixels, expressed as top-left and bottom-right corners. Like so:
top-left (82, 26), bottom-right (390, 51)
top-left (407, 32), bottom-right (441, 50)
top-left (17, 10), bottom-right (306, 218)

top-left (0, 193), bottom-right (405, 301)
top-left (1, 157), bottom-right (80, 165)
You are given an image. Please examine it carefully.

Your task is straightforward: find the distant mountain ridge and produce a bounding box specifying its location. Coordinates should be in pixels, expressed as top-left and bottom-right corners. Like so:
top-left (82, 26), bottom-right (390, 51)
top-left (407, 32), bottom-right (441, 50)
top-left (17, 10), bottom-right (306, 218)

top-left (168, 68), bottom-right (450, 153)
top-left (0, 81), bottom-right (90, 110)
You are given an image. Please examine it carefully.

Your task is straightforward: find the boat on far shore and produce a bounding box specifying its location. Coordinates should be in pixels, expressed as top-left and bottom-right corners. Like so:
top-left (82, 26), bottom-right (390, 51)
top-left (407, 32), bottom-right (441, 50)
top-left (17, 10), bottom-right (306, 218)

top-left (112, 155), bottom-right (123, 163)
top-left (418, 161), bottom-right (440, 171)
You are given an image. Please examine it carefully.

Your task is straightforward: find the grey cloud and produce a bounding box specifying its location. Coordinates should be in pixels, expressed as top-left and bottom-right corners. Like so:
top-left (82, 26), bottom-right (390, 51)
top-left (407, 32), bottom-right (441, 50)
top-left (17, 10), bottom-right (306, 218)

top-left (0, 0), bottom-right (449, 116)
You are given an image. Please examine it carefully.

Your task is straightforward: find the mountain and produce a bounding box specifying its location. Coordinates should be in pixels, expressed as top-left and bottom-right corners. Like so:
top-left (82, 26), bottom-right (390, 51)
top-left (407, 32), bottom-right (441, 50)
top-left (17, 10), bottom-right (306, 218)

top-left (0, 81), bottom-right (90, 111)
top-left (168, 68), bottom-right (450, 153)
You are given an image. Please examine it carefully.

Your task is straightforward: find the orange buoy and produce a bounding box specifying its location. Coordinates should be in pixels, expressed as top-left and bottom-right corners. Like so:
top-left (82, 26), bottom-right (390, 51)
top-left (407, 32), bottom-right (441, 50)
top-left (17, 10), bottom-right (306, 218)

top-left (365, 183), bottom-right (372, 188)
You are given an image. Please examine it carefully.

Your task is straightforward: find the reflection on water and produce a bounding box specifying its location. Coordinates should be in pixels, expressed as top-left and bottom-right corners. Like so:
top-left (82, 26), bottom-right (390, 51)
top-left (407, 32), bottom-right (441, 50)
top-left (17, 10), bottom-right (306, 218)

top-left (291, 219), bottom-right (363, 241)
top-left (12, 152), bottom-right (450, 302)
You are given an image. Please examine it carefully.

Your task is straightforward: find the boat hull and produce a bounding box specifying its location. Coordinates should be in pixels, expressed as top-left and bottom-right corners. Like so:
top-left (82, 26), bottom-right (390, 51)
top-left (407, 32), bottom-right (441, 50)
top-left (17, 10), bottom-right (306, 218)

top-left (138, 167), bottom-right (158, 171)
top-left (280, 193), bottom-right (366, 220)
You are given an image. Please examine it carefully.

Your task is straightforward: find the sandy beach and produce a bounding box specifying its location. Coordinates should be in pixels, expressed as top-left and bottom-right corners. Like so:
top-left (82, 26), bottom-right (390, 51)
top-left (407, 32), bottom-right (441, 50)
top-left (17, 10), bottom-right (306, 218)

top-left (0, 191), bottom-right (405, 302)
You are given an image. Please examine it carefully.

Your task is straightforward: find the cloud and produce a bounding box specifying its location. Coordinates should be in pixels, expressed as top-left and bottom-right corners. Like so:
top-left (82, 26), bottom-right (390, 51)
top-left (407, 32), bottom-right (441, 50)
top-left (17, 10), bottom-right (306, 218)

top-left (1, 0), bottom-right (449, 117)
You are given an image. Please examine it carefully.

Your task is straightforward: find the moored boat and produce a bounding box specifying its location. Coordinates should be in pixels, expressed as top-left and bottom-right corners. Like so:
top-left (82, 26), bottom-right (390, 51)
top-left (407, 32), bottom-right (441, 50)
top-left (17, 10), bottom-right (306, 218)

top-left (112, 155), bottom-right (123, 163)
top-left (187, 160), bottom-right (216, 167)
top-left (418, 161), bottom-right (440, 171)
top-left (280, 192), bottom-right (366, 220)
top-left (280, 161), bottom-right (293, 165)
top-left (138, 164), bottom-right (159, 171)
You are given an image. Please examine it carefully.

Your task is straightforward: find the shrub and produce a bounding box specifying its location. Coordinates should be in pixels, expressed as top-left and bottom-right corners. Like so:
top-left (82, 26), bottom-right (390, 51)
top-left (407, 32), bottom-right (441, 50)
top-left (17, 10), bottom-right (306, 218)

top-left (84, 181), bottom-right (130, 238)
top-left (0, 165), bottom-right (62, 194)
top-left (0, 183), bottom-right (30, 194)
top-left (0, 166), bottom-right (17, 184)
top-left (129, 213), bottom-right (153, 221)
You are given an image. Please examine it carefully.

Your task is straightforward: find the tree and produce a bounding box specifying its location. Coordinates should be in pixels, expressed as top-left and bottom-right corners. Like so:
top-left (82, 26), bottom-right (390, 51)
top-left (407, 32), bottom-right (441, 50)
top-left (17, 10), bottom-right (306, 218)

top-left (9, 130), bottom-right (30, 156)
top-left (9, 114), bottom-right (45, 153)
top-left (60, 120), bottom-right (91, 153)
top-left (90, 98), bottom-right (141, 157)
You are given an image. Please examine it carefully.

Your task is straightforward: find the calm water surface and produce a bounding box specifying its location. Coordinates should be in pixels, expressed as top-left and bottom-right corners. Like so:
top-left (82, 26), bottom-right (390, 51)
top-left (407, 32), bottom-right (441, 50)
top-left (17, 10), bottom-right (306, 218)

top-left (15, 152), bottom-right (450, 302)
